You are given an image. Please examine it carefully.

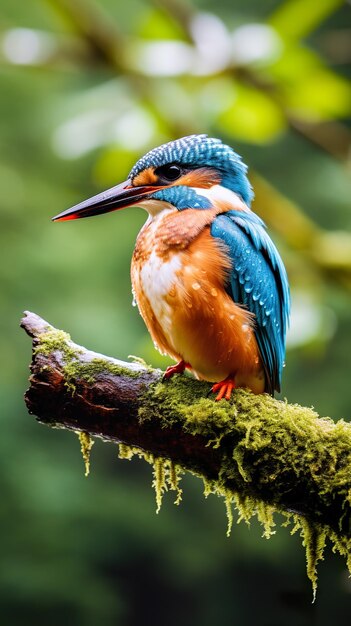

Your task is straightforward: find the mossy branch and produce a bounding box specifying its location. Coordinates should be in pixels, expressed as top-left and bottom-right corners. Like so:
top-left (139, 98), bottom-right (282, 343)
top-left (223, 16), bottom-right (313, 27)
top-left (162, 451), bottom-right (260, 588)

top-left (21, 311), bottom-right (351, 594)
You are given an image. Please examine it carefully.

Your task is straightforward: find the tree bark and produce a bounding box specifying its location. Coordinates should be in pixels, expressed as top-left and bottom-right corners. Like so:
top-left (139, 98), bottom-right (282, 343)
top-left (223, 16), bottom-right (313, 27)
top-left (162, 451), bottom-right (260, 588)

top-left (21, 311), bottom-right (351, 552)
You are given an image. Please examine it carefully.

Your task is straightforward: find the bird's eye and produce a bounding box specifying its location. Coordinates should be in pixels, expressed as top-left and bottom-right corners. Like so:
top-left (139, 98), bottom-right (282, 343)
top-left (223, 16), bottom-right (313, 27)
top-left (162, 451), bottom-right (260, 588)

top-left (155, 164), bottom-right (183, 183)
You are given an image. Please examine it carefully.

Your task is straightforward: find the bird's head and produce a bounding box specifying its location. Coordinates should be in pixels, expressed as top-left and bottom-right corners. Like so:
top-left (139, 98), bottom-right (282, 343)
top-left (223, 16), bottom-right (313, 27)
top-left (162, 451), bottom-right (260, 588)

top-left (53, 135), bottom-right (253, 222)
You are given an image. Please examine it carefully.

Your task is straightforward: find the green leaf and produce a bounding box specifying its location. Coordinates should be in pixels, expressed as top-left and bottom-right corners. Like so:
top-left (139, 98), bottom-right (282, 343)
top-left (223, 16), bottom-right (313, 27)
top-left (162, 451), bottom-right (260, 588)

top-left (269, 0), bottom-right (344, 41)
top-left (283, 68), bottom-right (351, 121)
top-left (136, 7), bottom-right (187, 40)
top-left (268, 44), bottom-right (320, 83)
top-left (216, 84), bottom-right (286, 144)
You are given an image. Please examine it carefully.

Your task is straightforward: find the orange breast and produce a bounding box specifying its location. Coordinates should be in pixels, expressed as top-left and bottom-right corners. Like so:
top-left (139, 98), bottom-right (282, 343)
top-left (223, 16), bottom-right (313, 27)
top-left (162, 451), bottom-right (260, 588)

top-left (131, 208), bottom-right (265, 393)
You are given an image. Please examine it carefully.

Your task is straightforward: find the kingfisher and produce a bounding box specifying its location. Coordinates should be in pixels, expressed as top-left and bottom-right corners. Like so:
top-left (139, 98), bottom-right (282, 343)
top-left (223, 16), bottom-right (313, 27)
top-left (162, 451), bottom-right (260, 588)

top-left (53, 135), bottom-right (290, 400)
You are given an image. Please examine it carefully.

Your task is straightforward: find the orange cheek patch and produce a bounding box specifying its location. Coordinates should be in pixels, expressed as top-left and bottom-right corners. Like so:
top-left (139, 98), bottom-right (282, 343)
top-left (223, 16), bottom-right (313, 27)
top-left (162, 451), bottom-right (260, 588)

top-left (176, 167), bottom-right (221, 189)
top-left (133, 167), bottom-right (158, 186)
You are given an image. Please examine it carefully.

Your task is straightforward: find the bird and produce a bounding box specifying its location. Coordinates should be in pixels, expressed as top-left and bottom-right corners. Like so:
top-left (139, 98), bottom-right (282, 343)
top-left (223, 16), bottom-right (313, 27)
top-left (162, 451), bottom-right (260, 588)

top-left (53, 134), bottom-right (290, 401)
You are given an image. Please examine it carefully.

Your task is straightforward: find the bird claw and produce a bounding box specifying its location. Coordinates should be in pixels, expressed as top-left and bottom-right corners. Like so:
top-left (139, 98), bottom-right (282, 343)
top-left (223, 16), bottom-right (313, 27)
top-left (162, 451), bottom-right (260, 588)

top-left (211, 377), bottom-right (236, 401)
top-left (163, 360), bottom-right (189, 380)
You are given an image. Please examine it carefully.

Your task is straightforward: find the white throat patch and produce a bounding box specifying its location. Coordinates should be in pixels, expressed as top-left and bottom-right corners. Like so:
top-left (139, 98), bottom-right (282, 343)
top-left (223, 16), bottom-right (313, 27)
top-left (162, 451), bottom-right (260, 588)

top-left (139, 199), bottom-right (176, 218)
top-left (193, 185), bottom-right (249, 211)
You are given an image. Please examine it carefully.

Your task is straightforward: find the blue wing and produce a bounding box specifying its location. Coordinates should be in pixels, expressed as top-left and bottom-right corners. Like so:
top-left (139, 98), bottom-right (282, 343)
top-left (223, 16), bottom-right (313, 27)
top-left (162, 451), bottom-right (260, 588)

top-left (210, 210), bottom-right (290, 394)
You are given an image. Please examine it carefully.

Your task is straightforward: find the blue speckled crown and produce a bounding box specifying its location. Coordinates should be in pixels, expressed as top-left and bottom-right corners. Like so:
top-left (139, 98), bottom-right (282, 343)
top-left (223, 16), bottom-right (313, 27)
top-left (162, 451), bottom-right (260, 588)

top-left (129, 135), bottom-right (254, 206)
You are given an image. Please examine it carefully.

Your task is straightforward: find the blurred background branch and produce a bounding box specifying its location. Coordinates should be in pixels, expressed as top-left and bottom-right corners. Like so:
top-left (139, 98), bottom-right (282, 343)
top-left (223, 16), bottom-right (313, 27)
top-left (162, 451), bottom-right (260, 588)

top-left (1, 0), bottom-right (349, 287)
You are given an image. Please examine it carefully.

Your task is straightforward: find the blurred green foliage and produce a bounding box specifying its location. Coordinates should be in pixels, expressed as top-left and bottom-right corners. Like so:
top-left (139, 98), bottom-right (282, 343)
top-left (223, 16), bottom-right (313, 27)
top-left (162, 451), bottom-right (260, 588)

top-left (0, 0), bottom-right (350, 624)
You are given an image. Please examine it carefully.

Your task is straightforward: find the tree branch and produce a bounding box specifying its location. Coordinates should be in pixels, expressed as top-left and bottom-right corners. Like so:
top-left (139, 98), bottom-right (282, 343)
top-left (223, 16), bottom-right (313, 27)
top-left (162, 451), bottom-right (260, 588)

top-left (21, 311), bottom-right (351, 589)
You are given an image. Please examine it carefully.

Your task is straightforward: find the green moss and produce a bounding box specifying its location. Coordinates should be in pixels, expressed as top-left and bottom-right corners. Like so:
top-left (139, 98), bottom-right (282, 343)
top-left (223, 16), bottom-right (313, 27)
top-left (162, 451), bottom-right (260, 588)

top-left (78, 357), bottom-right (142, 380)
top-left (34, 328), bottom-right (82, 393)
top-left (128, 354), bottom-right (153, 371)
top-left (34, 327), bottom-right (144, 396)
top-left (34, 328), bottom-right (77, 359)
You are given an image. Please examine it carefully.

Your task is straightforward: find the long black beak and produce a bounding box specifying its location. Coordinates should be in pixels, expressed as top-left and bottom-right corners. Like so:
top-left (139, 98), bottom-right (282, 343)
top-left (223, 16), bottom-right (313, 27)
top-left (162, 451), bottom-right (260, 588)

top-left (52, 179), bottom-right (160, 222)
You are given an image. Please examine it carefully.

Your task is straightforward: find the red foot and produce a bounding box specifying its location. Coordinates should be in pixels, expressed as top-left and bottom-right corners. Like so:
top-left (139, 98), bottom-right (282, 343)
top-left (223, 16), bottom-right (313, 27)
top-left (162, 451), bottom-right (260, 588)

top-left (163, 360), bottom-right (190, 380)
top-left (211, 377), bottom-right (236, 401)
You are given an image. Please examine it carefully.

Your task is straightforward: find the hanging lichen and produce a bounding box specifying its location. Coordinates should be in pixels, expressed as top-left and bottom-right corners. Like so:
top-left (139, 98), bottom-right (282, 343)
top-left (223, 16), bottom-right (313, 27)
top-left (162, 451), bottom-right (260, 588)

top-left (224, 493), bottom-right (234, 537)
top-left (168, 461), bottom-right (183, 505)
top-left (202, 477), bottom-right (214, 499)
top-left (77, 431), bottom-right (94, 477)
top-left (118, 445), bottom-right (184, 511)
top-left (297, 517), bottom-right (327, 602)
top-left (118, 443), bottom-right (136, 460)
top-left (152, 457), bottom-right (167, 514)
top-left (256, 502), bottom-right (276, 540)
